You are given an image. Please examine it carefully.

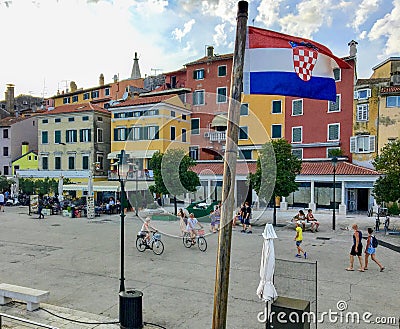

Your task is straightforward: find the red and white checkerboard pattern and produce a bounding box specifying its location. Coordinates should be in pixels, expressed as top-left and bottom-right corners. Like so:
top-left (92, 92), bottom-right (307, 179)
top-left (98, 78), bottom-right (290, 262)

top-left (292, 47), bottom-right (318, 81)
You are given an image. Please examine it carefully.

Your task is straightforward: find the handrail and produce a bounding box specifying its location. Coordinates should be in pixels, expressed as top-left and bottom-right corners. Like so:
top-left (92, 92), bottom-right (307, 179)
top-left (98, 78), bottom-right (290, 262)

top-left (0, 312), bottom-right (59, 329)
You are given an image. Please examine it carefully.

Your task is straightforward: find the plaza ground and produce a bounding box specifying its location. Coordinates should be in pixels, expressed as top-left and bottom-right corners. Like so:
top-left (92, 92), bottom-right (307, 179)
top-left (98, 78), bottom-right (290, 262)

top-left (0, 206), bottom-right (399, 328)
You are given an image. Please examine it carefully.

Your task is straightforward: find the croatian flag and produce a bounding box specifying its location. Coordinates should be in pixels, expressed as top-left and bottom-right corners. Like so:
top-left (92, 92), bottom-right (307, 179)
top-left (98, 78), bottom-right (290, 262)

top-left (243, 27), bottom-right (351, 101)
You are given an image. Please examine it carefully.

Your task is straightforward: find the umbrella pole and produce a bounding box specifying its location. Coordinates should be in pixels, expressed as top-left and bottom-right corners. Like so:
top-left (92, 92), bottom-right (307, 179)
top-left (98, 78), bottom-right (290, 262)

top-left (265, 301), bottom-right (269, 329)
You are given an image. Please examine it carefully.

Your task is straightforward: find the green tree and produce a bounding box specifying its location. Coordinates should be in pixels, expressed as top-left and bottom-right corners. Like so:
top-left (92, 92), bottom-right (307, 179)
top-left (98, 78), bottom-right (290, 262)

top-left (0, 176), bottom-right (12, 192)
top-left (373, 140), bottom-right (400, 204)
top-left (248, 139), bottom-right (302, 226)
top-left (149, 149), bottom-right (200, 215)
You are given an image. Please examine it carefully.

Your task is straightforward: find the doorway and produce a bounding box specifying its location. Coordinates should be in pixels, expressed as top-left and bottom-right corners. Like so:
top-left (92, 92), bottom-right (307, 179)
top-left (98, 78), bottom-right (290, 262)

top-left (357, 188), bottom-right (369, 211)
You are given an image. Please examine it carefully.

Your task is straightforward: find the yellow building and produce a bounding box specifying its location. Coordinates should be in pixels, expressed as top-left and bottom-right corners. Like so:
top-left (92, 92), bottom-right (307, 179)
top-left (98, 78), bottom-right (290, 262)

top-left (108, 94), bottom-right (191, 176)
top-left (12, 142), bottom-right (38, 175)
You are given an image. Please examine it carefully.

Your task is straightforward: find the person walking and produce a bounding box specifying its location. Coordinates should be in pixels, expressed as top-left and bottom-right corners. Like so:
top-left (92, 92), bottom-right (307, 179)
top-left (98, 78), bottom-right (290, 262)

top-left (294, 221), bottom-right (307, 259)
top-left (241, 201), bottom-right (252, 234)
top-left (37, 196), bottom-right (45, 219)
top-left (346, 224), bottom-right (364, 272)
top-left (0, 191), bottom-right (5, 212)
top-left (364, 228), bottom-right (385, 272)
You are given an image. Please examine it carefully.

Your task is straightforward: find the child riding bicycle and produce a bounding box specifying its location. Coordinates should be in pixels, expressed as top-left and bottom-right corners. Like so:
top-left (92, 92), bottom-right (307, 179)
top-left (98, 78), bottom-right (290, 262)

top-left (187, 213), bottom-right (203, 244)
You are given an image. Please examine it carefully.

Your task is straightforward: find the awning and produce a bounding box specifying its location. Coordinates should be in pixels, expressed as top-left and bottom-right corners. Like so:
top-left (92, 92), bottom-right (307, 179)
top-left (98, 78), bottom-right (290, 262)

top-left (63, 180), bottom-right (153, 192)
top-left (211, 113), bottom-right (228, 127)
top-left (107, 150), bottom-right (158, 159)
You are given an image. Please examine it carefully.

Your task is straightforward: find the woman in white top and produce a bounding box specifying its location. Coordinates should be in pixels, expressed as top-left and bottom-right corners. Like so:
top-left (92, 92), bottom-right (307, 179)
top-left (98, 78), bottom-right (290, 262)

top-left (186, 213), bottom-right (203, 243)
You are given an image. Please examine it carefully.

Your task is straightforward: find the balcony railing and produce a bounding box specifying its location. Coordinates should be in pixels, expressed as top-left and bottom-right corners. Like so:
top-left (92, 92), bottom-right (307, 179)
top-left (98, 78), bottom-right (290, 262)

top-left (108, 169), bottom-right (154, 181)
top-left (204, 131), bottom-right (226, 142)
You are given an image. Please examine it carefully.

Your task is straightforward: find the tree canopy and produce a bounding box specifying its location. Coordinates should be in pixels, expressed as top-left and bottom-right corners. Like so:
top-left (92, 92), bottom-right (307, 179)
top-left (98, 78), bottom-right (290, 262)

top-left (373, 140), bottom-right (400, 204)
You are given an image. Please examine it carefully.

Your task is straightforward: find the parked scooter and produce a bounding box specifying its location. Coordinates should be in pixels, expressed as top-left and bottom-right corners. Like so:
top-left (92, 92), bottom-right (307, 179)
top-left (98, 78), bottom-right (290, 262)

top-left (5, 198), bottom-right (20, 206)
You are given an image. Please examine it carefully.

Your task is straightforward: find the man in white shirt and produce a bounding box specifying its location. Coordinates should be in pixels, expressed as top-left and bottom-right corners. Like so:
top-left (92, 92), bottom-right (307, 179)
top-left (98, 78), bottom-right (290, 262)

top-left (0, 192), bottom-right (5, 212)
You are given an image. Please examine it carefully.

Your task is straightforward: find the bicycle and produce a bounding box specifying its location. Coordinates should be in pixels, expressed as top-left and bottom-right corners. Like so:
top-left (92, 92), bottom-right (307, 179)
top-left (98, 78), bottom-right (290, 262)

top-left (136, 231), bottom-right (164, 255)
top-left (182, 229), bottom-right (207, 252)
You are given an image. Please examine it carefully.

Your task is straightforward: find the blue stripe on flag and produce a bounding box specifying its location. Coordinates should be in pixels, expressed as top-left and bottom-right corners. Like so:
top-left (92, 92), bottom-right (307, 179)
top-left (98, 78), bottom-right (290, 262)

top-left (248, 71), bottom-right (336, 101)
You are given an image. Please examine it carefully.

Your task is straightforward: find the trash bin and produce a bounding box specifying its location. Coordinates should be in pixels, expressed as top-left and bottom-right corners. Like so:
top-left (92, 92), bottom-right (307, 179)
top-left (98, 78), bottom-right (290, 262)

top-left (271, 296), bottom-right (311, 329)
top-left (119, 290), bottom-right (143, 329)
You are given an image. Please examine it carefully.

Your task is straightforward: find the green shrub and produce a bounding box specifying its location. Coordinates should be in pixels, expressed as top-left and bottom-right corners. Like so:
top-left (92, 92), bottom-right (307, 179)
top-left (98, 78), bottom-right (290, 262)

top-left (388, 202), bottom-right (400, 216)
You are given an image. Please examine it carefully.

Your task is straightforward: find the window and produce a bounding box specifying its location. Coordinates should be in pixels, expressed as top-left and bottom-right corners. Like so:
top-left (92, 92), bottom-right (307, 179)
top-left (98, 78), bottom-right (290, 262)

top-left (97, 128), bottom-right (103, 143)
top-left (82, 116), bottom-right (89, 121)
top-left (189, 146), bottom-right (199, 160)
top-left (170, 126), bottom-right (176, 140)
top-left (191, 118), bottom-right (200, 135)
top-left (42, 119), bottom-right (48, 124)
top-left (66, 130), bottom-right (77, 143)
top-left (72, 95), bottom-right (78, 103)
top-left (350, 135), bottom-right (376, 153)
top-left (42, 157), bottom-right (48, 170)
top-left (217, 87), bottom-right (227, 103)
top-left (354, 89), bottom-right (371, 100)
top-left (271, 124), bottom-right (282, 138)
top-left (148, 126), bottom-right (159, 140)
top-left (272, 100), bottom-right (282, 114)
top-left (182, 128), bottom-right (187, 142)
top-left (3, 147), bottom-right (9, 156)
top-left (171, 111), bottom-right (176, 117)
top-left (218, 65), bottom-right (227, 77)
top-left (356, 104), bottom-right (369, 121)
top-left (28, 156), bottom-right (31, 160)
top-left (114, 127), bottom-right (126, 141)
top-left (105, 88), bottom-right (110, 96)
top-left (91, 90), bottom-right (99, 98)
top-left (68, 156), bottom-right (75, 170)
top-left (239, 150), bottom-right (252, 159)
top-left (63, 97), bottom-right (70, 104)
top-left (386, 96), bottom-right (400, 107)
top-left (292, 149), bottom-right (303, 159)
top-left (80, 129), bottom-right (91, 142)
top-left (327, 147), bottom-right (341, 158)
top-left (97, 116), bottom-right (103, 122)
top-left (82, 155), bottom-right (89, 170)
top-left (42, 131), bottom-right (48, 144)
top-left (3, 129), bottom-right (8, 138)
top-left (55, 156), bottom-right (61, 170)
top-left (292, 99), bottom-right (303, 116)
top-left (68, 117), bottom-right (75, 122)
top-left (55, 118), bottom-right (61, 123)
top-left (83, 92), bottom-right (90, 100)
top-left (239, 126), bottom-right (248, 140)
top-left (333, 68), bottom-right (341, 81)
top-left (97, 155), bottom-right (104, 170)
top-left (171, 76), bottom-right (177, 88)
top-left (54, 130), bottom-right (61, 144)
top-left (193, 90), bottom-right (205, 105)
top-left (328, 123), bottom-right (340, 141)
top-left (193, 69), bottom-right (204, 80)
top-left (3, 166), bottom-right (9, 175)
top-left (182, 114), bottom-right (187, 120)
top-left (292, 127), bottom-right (302, 143)
top-left (240, 103), bottom-right (249, 115)
top-left (328, 94), bottom-right (341, 112)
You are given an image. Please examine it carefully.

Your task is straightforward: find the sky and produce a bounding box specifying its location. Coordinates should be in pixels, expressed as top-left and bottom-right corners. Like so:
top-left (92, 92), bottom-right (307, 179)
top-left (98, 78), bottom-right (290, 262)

top-left (0, 0), bottom-right (399, 98)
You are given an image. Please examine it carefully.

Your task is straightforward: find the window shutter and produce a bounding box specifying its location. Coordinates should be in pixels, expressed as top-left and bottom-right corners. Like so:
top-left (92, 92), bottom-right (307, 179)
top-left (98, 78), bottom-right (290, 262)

top-left (79, 129), bottom-right (83, 142)
top-left (367, 89), bottom-right (371, 98)
top-left (88, 129), bottom-right (91, 142)
top-left (350, 136), bottom-right (356, 153)
top-left (369, 135), bottom-right (376, 153)
top-left (114, 128), bottom-right (119, 141)
top-left (354, 91), bottom-right (358, 99)
top-left (193, 70), bottom-right (197, 79)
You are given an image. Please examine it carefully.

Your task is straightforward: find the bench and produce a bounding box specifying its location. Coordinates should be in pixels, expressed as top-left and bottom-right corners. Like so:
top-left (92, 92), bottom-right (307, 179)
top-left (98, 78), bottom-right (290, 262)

top-left (0, 283), bottom-right (49, 311)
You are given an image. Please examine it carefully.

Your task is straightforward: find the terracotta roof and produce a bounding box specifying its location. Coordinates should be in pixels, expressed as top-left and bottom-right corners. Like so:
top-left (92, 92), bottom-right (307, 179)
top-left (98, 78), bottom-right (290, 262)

top-left (300, 161), bottom-right (380, 175)
top-left (381, 86), bottom-right (400, 94)
top-left (35, 103), bottom-right (109, 115)
top-left (356, 78), bottom-right (390, 86)
top-left (0, 116), bottom-right (30, 126)
top-left (192, 162), bottom-right (257, 175)
top-left (110, 94), bottom-right (179, 108)
top-left (185, 53), bottom-right (233, 66)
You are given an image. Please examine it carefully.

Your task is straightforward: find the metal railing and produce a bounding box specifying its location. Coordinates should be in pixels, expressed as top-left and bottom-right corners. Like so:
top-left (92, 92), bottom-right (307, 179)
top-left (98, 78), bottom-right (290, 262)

top-left (108, 170), bottom-right (154, 181)
top-left (0, 313), bottom-right (59, 329)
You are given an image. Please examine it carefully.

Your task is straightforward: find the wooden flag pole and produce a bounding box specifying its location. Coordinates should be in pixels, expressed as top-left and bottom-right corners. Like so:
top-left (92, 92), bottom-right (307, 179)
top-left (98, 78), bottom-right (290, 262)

top-left (212, 2), bottom-right (248, 329)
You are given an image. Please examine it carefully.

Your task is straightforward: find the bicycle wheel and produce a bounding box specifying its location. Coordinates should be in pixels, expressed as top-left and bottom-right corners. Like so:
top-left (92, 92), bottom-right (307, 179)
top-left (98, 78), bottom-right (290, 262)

top-left (197, 237), bottom-right (207, 252)
top-left (136, 237), bottom-right (146, 252)
top-left (183, 233), bottom-right (192, 248)
top-left (152, 240), bottom-right (164, 255)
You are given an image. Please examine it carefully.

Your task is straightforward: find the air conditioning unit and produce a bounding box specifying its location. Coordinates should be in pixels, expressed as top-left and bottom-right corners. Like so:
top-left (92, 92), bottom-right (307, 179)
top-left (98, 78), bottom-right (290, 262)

top-left (204, 132), bottom-right (210, 138)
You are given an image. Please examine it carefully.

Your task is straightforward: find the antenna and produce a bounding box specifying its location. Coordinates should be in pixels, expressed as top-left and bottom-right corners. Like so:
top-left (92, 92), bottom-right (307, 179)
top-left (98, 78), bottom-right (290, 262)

top-left (122, 91), bottom-right (129, 101)
top-left (151, 68), bottom-right (162, 76)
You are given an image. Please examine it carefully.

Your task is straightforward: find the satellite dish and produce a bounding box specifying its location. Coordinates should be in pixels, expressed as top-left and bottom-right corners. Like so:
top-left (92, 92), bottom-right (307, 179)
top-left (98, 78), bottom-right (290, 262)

top-left (122, 92), bottom-right (129, 101)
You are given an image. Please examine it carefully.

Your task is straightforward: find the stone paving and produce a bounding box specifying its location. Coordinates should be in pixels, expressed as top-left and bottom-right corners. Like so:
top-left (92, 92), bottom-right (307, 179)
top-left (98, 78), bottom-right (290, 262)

top-left (0, 205), bottom-right (399, 328)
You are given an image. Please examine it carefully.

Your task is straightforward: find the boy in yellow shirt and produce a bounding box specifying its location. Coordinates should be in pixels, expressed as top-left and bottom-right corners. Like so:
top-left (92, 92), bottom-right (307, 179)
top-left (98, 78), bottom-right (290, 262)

top-left (294, 222), bottom-right (307, 259)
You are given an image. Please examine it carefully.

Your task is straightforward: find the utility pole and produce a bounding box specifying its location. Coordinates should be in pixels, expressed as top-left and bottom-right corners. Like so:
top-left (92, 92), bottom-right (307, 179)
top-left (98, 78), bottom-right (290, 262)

top-left (212, 2), bottom-right (248, 329)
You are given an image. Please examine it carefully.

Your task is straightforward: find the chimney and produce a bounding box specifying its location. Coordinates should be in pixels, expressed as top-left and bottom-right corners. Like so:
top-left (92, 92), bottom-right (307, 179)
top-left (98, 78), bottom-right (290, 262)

top-left (130, 52), bottom-right (141, 79)
top-left (207, 46), bottom-right (214, 57)
top-left (21, 141), bottom-right (29, 155)
top-left (5, 83), bottom-right (15, 115)
top-left (113, 74), bottom-right (119, 83)
top-left (348, 40), bottom-right (358, 57)
top-left (70, 81), bottom-right (77, 92)
top-left (99, 73), bottom-right (104, 86)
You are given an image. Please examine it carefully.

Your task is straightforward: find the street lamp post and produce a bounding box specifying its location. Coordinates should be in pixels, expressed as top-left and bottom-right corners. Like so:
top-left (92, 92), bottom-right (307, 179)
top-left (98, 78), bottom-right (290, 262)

top-left (331, 156), bottom-right (338, 230)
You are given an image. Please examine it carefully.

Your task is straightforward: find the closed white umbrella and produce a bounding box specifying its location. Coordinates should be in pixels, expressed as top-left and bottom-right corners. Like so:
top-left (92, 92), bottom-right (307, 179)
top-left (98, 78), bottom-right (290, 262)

top-left (58, 176), bottom-right (64, 202)
top-left (257, 223), bottom-right (278, 302)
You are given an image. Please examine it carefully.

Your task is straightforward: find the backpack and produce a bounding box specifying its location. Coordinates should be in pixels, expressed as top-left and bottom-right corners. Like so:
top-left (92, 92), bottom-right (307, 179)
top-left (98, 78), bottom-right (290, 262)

top-left (371, 235), bottom-right (378, 248)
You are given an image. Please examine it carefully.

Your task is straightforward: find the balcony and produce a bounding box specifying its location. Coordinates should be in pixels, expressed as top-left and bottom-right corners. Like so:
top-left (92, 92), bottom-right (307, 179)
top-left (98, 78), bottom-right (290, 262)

top-left (108, 169), bottom-right (154, 181)
top-left (204, 131), bottom-right (226, 143)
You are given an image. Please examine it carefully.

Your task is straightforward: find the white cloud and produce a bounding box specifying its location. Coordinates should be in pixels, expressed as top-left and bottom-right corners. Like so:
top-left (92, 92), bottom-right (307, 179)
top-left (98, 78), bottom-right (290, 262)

top-left (201, 0), bottom-right (238, 25)
top-left (368, 0), bottom-right (400, 56)
top-left (172, 19), bottom-right (196, 42)
top-left (213, 23), bottom-right (227, 47)
top-left (255, 0), bottom-right (284, 27)
top-left (350, 0), bottom-right (381, 30)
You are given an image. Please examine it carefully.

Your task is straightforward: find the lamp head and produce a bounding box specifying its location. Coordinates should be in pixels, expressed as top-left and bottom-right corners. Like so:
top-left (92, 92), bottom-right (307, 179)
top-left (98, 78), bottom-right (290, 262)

top-left (331, 156), bottom-right (338, 168)
top-left (117, 150), bottom-right (130, 181)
